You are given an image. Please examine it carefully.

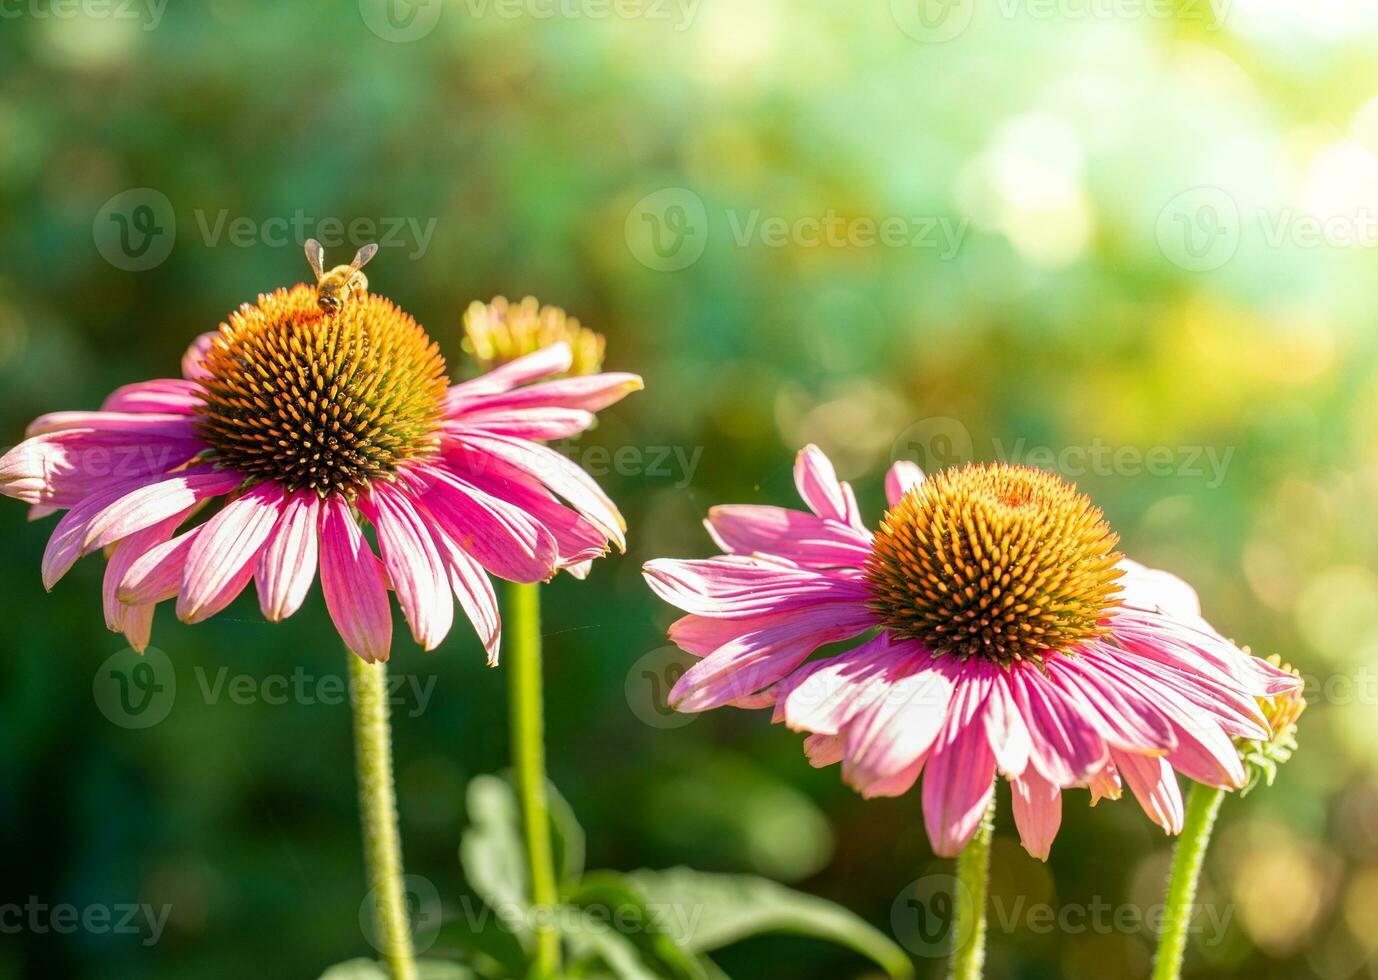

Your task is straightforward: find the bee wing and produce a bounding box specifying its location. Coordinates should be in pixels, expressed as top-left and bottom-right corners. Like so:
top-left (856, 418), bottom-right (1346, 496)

top-left (304, 239), bottom-right (326, 280)
top-left (350, 242), bottom-right (379, 271)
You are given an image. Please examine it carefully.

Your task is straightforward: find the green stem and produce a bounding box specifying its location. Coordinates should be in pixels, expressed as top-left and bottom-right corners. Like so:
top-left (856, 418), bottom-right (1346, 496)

top-left (348, 654), bottom-right (418, 980)
top-left (506, 581), bottom-right (562, 978)
top-left (949, 793), bottom-right (995, 980)
top-left (1152, 784), bottom-right (1225, 980)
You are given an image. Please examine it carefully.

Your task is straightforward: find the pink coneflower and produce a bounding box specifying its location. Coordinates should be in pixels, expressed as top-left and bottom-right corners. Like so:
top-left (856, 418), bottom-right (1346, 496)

top-left (643, 446), bottom-right (1300, 859)
top-left (0, 282), bottom-right (640, 663)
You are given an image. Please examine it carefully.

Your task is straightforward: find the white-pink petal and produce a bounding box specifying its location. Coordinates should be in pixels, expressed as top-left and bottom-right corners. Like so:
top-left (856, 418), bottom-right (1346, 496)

top-left (319, 496), bottom-right (393, 663)
top-left (255, 490), bottom-right (320, 622)
top-left (361, 483), bottom-right (454, 651)
top-left (177, 482), bottom-right (285, 623)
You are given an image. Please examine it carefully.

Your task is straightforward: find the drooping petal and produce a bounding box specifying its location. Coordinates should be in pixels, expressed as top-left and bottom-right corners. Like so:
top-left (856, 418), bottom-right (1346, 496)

top-left (429, 526), bottom-right (501, 664)
top-left (41, 479), bottom-right (158, 589)
top-left (103, 510), bottom-right (193, 635)
top-left (1010, 766), bottom-right (1063, 861)
top-left (360, 482), bottom-right (454, 651)
top-left (842, 658), bottom-right (956, 791)
top-left (446, 407), bottom-right (598, 441)
top-left (1008, 664), bottom-right (1109, 786)
top-left (318, 496), bottom-right (392, 663)
top-left (1112, 749), bottom-right (1185, 834)
top-left (668, 603), bottom-right (877, 712)
top-left (1046, 655), bottom-right (1177, 754)
top-left (922, 673), bottom-right (998, 857)
top-left (419, 467), bottom-right (560, 584)
top-left (177, 482), bottom-right (285, 623)
top-left (0, 430), bottom-right (204, 506)
top-left (119, 526), bottom-right (202, 605)
top-left (448, 371), bottom-right (643, 418)
top-left (255, 490), bottom-right (320, 622)
top-left (984, 671), bottom-right (1032, 778)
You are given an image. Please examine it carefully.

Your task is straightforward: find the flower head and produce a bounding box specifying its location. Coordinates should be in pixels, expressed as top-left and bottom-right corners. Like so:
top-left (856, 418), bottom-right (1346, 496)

top-left (1238, 654), bottom-right (1305, 795)
top-left (1, 266), bottom-right (641, 664)
top-left (463, 296), bottom-right (605, 378)
top-left (643, 446), bottom-right (1302, 860)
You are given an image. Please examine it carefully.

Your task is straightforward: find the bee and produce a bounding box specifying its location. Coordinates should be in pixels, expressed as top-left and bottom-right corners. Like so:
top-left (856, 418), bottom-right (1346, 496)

top-left (304, 239), bottom-right (379, 315)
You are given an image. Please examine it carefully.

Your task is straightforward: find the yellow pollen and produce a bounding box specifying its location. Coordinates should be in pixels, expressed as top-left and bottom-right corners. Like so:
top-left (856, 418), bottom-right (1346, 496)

top-left (194, 284), bottom-right (448, 497)
top-left (864, 463), bottom-right (1124, 664)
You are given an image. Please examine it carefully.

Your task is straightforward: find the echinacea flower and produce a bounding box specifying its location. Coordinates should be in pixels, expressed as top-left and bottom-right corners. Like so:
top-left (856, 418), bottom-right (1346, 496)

top-left (643, 446), bottom-right (1301, 859)
top-left (1, 280), bottom-right (641, 664)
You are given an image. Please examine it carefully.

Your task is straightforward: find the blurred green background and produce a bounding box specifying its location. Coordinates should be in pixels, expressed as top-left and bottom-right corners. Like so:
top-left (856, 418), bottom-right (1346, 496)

top-left (2, 0), bottom-right (1377, 977)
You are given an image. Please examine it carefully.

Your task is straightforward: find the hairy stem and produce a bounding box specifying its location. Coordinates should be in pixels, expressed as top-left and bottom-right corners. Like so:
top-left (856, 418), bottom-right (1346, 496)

top-left (349, 654), bottom-right (417, 980)
top-left (949, 793), bottom-right (996, 980)
top-left (1152, 783), bottom-right (1225, 980)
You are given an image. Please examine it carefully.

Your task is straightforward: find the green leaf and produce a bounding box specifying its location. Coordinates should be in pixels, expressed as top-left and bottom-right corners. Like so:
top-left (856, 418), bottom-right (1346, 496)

top-left (546, 778), bottom-right (586, 887)
top-left (566, 872), bottom-right (707, 980)
top-left (460, 775), bottom-right (529, 914)
top-left (436, 903), bottom-right (528, 978)
top-left (626, 868), bottom-right (913, 980)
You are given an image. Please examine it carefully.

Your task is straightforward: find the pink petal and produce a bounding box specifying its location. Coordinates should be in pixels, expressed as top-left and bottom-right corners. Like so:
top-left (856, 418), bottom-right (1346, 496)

top-left (420, 468), bottom-right (560, 583)
top-left (464, 470), bottom-right (610, 569)
top-left (704, 505), bottom-right (872, 568)
top-left (1008, 665), bottom-right (1109, 786)
top-left (794, 444), bottom-right (857, 526)
top-left (1011, 766), bottom-right (1062, 861)
top-left (804, 733), bottom-right (844, 768)
top-left (984, 672), bottom-right (1032, 778)
top-left (101, 378), bottom-right (203, 414)
top-left (103, 511), bottom-right (191, 634)
top-left (119, 526), bottom-right (202, 604)
top-left (922, 674), bottom-right (998, 857)
top-left (0, 430), bottom-right (203, 506)
top-left (668, 603), bottom-right (877, 712)
top-left (182, 332), bottom-right (216, 381)
top-left (319, 496), bottom-right (393, 663)
top-left (41, 479), bottom-right (155, 590)
top-left (83, 469), bottom-right (242, 553)
top-left (842, 659), bottom-right (955, 791)
top-left (444, 342), bottom-right (572, 406)
top-left (448, 432), bottom-right (626, 550)
top-left (642, 556), bottom-right (871, 618)
top-left (1117, 558), bottom-right (1201, 622)
top-left (26, 411), bottom-right (196, 439)
top-left (1046, 655), bottom-right (1177, 754)
top-left (446, 407), bottom-right (598, 441)
top-left (1112, 749), bottom-right (1185, 834)
top-left (884, 460), bottom-right (925, 507)
top-left (448, 372), bottom-right (643, 418)
top-left (777, 633), bottom-right (903, 735)
top-left (359, 482), bottom-right (454, 651)
top-left (859, 755), bottom-right (927, 799)
top-left (177, 482), bottom-right (285, 623)
top-left (429, 527), bottom-right (501, 664)
top-left (255, 490), bottom-right (320, 622)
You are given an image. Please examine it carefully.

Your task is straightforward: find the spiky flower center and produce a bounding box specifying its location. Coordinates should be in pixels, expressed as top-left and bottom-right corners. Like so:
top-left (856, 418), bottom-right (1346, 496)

top-left (864, 463), bottom-right (1123, 664)
top-left (194, 284), bottom-right (448, 497)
